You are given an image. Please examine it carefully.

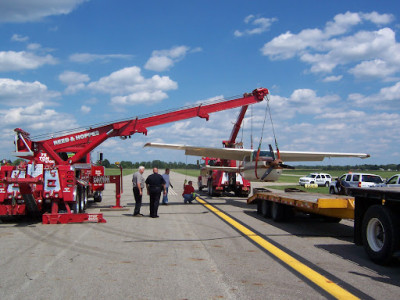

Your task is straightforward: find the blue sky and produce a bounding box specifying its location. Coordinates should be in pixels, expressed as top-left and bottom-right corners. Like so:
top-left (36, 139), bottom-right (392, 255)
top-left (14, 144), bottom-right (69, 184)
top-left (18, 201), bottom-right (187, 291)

top-left (0, 0), bottom-right (399, 166)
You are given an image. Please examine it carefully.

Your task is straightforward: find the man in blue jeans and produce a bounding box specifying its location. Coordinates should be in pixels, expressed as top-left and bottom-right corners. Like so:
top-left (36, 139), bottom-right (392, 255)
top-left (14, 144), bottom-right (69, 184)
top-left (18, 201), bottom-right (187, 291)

top-left (161, 168), bottom-right (173, 205)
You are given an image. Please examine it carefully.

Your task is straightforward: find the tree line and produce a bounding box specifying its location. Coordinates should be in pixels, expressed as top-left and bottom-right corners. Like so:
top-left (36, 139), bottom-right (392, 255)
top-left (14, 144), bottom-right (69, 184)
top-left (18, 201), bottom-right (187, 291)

top-left (294, 164), bottom-right (400, 171)
top-left (5, 158), bottom-right (399, 171)
top-left (100, 159), bottom-right (200, 170)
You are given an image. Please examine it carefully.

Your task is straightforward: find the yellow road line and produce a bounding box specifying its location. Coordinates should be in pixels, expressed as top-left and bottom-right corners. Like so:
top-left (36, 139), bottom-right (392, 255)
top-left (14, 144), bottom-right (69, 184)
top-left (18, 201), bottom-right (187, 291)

top-left (196, 196), bottom-right (359, 300)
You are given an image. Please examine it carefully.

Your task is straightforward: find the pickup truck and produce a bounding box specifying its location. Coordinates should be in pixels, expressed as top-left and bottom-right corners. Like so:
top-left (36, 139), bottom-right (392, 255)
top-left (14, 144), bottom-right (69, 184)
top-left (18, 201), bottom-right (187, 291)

top-left (329, 172), bottom-right (384, 195)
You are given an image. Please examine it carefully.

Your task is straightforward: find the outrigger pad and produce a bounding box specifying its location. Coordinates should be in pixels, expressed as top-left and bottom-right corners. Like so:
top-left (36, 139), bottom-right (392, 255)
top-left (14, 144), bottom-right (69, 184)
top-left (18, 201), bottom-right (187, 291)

top-left (42, 213), bottom-right (106, 224)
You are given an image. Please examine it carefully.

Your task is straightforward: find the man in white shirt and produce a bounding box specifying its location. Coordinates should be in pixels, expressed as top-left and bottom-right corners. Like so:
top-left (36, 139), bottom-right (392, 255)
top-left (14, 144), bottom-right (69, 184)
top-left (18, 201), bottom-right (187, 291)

top-left (161, 168), bottom-right (173, 205)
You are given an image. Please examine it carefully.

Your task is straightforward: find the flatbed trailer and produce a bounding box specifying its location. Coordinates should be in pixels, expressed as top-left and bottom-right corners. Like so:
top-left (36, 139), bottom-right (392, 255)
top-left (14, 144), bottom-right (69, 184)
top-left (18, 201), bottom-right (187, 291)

top-left (248, 188), bottom-right (355, 222)
top-left (347, 186), bottom-right (400, 265)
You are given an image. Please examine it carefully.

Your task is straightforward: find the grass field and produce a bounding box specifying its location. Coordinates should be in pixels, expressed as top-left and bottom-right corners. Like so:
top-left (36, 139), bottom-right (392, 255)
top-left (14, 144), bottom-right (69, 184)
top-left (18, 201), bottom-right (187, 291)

top-left (105, 168), bottom-right (135, 176)
top-left (105, 168), bottom-right (398, 195)
top-left (105, 168), bottom-right (199, 178)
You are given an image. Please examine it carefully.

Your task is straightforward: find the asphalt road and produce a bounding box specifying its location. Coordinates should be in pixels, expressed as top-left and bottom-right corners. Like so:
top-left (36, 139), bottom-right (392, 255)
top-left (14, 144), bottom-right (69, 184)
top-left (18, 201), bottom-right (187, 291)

top-left (0, 170), bottom-right (399, 299)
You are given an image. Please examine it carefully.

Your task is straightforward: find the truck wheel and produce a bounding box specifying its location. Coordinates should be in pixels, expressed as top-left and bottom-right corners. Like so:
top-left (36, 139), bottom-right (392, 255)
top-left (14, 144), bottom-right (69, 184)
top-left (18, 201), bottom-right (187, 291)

top-left (81, 187), bottom-right (88, 211)
top-left (71, 187), bottom-right (80, 213)
top-left (207, 179), bottom-right (213, 196)
top-left (271, 202), bottom-right (286, 222)
top-left (78, 186), bottom-right (85, 212)
top-left (261, 201), bottom-right (272, 218)
top-left (325, 181), bottom-right (329, 187)
top-left (198, 180), bottom-right (203, 191)
top-left (93, 191), bottom-right (102, 203)
top-left (362, 205), bottom-right (399, 265)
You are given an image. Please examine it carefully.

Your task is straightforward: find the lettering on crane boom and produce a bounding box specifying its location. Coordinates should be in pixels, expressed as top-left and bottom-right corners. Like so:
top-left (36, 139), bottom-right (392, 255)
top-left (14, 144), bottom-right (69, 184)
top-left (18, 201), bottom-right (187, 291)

top-left (53, 130), bottom-right (100, 146)
top-left (92, 176), bottom-right (111, 184)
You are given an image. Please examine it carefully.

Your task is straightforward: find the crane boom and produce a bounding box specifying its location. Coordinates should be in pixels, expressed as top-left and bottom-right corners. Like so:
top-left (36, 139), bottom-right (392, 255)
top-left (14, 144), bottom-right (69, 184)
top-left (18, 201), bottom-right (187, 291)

top-left (14, 88), bottom-right (269, 165)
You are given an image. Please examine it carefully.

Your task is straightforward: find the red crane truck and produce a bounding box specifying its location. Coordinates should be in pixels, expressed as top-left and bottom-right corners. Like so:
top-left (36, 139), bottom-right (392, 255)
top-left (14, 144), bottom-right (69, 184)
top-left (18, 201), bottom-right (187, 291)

top-left (198, 99), bottom-right (259, 197)
top-left (0, 88), bottom-right (268, 223)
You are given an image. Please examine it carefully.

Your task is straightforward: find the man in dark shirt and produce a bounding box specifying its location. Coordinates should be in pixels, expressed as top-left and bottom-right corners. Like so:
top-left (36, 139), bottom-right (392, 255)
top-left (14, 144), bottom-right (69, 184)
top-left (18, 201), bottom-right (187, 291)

top-left (145, 167), bottom-right (166, 218)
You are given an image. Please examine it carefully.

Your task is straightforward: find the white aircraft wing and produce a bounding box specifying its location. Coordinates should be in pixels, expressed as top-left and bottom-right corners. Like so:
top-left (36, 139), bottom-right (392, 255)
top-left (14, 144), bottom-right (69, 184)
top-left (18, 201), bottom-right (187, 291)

top-left (278, 151), bottom-right (370, 161)
top-left (144, 142), bottom-right (370, 162)
top-left (144, 143), bottom-right (253, 161)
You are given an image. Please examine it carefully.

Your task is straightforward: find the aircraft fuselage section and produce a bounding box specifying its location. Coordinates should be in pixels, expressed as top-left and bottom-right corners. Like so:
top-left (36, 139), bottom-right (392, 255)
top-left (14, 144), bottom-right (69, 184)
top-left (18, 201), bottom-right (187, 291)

top-left (241, 161), bottom-right (282, 182)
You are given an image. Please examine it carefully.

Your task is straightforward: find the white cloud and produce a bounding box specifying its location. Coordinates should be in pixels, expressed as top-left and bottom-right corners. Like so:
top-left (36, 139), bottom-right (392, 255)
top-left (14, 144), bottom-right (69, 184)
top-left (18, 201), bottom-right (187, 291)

top-left (348, 81), bottom-right (400, 108)
top-left (234, 15), bottom-right (277, 37)
top-left (0, 78), bottom-right (60, 106)
top-left (59, 70), bottom-right (90, 85)
top-left (0, 50), bottom-right (57, 72)
top-left (261, 11), bottom-right (400, 80)
top-left (322, 75), bottom-right (343, 82)
top-left (0, 0), bottom-right (88, 23)
top-left (361, 12), bottom-right (395, 25)
top-left (69, 53), bottom-right (133, 63)
top-left (144, 46), bottom-right (198, 72)
top-left (11, 34), bottom-right (29, 42)
top-left (349, 59), bottom-right (398, 78)
top-left (111, 90), bottom-right (168, 105)
top-left (88, 66), bottom-right (178, 106)
top-left (0, 101), bottom-right (78, 133)
top-left (81, 105), bottom-right (91, 114)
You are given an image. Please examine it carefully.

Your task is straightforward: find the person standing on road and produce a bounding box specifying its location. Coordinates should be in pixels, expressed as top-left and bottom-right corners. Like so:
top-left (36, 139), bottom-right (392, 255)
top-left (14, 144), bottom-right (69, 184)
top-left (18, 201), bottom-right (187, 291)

top-left (161, 168), bottom-right (173, 205)
top-left (132, 166), bottom-right (145, 216)
top-left (145, 167), bottom-right (166, 218)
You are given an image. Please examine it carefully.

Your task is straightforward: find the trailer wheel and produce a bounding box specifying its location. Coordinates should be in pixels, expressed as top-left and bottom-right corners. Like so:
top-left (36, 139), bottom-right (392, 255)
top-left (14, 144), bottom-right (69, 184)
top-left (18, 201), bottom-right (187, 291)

top-left (271, 202), bottom-right (286, 222)
top-left (362, 205), bottom-right (400, 265)
top-left (256, 200), bottom-right (262, 214)
top-left (261, 201), bottom-right (272, 218)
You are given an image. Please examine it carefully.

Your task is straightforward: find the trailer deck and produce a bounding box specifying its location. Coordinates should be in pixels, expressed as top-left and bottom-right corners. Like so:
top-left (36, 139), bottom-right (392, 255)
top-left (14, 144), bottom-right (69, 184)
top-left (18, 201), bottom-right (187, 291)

top-left (248, 188), bottom-right (355, 220)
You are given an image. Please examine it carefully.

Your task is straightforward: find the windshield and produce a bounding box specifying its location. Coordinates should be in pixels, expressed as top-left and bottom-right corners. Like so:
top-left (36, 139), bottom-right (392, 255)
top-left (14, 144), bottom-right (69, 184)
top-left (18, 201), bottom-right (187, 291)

top-left (307, 174), bottom-right (316, 178)
top-left (361, 175), bottom-right (383, 183)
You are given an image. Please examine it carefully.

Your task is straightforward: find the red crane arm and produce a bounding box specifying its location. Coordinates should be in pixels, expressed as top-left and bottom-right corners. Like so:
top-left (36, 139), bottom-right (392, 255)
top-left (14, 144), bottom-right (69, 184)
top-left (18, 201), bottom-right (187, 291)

top-left (223, 105), bottom-right (249, 148)
top-left (15, 88), bottom-right (269, 165)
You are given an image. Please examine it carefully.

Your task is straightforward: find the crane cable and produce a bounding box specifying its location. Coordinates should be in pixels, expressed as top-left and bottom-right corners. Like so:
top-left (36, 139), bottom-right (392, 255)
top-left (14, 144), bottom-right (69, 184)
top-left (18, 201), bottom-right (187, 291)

top-left (254, 94), bottom-right (271, 179)
top-left (266, 94), bottom-right (280, 159)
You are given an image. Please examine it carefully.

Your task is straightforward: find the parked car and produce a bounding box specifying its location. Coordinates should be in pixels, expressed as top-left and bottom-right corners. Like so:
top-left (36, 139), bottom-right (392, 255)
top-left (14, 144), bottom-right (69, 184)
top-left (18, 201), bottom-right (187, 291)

top-left (380, 174), bottom-right (400, 187)
top-left (329, 173), bottom-right (384, 194)
top-left (298, 173), bottom-right (332, 187)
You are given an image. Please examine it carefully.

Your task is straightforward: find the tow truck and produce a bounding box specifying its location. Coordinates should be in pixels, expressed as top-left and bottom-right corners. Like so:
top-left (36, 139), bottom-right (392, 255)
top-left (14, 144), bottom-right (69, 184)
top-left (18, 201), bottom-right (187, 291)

top-left (197, 102), bottom-right (253, 197)
top-left (0, 88), bottom-right (268, 224)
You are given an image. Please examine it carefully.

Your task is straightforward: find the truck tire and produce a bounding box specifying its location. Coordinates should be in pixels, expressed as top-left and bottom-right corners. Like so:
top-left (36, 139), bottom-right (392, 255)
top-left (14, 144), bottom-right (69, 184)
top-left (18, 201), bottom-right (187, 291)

top-left (71, 187), bottom-right (80, 213)
top-left (80, 186), bottom-right (87, 211)
top-left (93, 191), bottom-right (102, 203)
top-left (362, 205), bottom-right (400, 265)
top-left (271, 202), bottom-right (286, 222)
top-left (78, 186), bottom-right (85, 212)
top-left (198, 180), bottom-right (203, 191)
top-left (261, 200), bottom-right (272, 218)
top-left (207, 179), bottom-right (213, 196)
